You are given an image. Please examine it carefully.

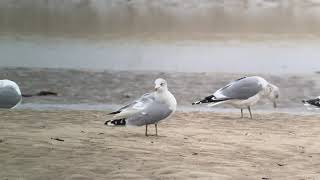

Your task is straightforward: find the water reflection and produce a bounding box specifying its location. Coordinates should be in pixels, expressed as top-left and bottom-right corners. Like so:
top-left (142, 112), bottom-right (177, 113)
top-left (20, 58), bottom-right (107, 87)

top-left (1, 0), bottom-right (320, 38)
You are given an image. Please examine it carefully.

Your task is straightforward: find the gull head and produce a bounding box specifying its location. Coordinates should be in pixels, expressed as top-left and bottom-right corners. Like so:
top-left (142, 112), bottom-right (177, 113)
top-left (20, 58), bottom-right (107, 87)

top-left (154, 78), bottom-right (168, 92)
top-left (267, 84), bottom-right (280, 108)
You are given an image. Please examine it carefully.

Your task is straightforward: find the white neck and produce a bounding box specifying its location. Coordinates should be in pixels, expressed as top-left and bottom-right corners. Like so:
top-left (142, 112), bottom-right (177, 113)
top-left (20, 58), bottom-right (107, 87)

top-left (155, 89), bottom-right (177, 111)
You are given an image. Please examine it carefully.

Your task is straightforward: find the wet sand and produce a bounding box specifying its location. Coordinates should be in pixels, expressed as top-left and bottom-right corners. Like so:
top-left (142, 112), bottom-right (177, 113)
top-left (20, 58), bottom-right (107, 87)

top-left (1, 110), bottom-right (320, 179)
top-left (1, 67), bottom-right (319, 111)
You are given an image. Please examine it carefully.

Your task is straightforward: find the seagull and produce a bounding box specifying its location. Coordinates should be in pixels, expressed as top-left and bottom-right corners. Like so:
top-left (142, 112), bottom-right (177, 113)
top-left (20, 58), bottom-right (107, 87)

top-left (192, 76), bottom-right (279, 119)
top-left (302, 96), bottom-right (320, 107)
top-left (105, 78), bottom-right (177, 136)
top-left (0, 79), bottom-right (22, 109)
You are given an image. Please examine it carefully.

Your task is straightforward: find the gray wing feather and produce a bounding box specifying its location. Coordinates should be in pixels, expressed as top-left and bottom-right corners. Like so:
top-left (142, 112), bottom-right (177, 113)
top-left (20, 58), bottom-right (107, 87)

top-left (126, 101), bottom-right (173, 126)
top-left (216, 77), bottom-right (263, 100)
top-left (117, 93), bottom-right (154, 112)
top-left (0, 87), bottom-right (22, 108)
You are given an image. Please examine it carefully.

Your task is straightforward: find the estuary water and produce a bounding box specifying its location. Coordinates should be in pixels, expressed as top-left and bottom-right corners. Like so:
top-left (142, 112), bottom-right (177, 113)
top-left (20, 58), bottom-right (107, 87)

top-left (1, 0), bottom-right (320, 112)
top-left (1, 37), bottom-right (320, 74)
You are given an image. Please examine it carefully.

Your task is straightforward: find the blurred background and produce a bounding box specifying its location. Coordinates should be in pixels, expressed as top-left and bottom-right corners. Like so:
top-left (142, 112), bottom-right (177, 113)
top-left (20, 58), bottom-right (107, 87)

top-left (0, 0), bottom-right (320, 111)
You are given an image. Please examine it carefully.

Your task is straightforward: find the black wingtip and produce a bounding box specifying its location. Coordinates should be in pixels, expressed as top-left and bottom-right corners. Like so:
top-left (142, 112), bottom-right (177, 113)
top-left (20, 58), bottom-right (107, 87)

top-left (105, 119), bottom-right (126, 126)
top-left (301, 98), bottom-right (320, 107)
top-left (192, 101), bottom-right (201, 105)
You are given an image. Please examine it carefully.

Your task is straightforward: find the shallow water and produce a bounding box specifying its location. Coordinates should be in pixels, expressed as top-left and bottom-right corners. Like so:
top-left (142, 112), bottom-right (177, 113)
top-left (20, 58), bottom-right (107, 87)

top-left (1, 37), bottom-right (320, 74)
top-left (1, 1), bottom-right (320, 74)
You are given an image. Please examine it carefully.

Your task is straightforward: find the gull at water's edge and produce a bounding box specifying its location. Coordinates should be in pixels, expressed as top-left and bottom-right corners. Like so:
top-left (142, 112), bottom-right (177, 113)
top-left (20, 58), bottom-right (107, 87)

top-left (192, 76), bottom-right (279, 119)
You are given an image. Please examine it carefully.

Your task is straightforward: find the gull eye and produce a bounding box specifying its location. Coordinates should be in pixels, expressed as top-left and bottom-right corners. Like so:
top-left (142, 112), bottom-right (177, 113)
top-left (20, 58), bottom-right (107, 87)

top-left (160, 83), bottom-right (164, 86)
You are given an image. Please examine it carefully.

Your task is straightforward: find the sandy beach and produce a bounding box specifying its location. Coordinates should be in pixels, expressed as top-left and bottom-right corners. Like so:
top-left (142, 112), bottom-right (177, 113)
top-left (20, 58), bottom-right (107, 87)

top-left (1, 0), bottom-right (320, 179)
top-left (1, 1), bottom-right (320, 178)
top-left (1, 110), bottom-right (320, 179)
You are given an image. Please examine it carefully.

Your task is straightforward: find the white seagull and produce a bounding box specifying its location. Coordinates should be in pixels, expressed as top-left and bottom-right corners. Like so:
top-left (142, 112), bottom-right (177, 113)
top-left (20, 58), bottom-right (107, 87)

top-left (192, 76), bottom-right (279, 119)
top-left (0, 79), bottom-right (22, 109)
top-left (302, 96), bottom-right (320, 107)
top-left (105, 78), bottom-right (177, 136)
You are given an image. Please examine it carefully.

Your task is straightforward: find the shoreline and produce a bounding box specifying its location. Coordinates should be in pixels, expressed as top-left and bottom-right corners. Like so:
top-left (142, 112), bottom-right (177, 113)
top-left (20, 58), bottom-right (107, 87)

top-left (0, 67), bottom-right (319, 110)
top-left (16, 103), bottom-right (320, 116)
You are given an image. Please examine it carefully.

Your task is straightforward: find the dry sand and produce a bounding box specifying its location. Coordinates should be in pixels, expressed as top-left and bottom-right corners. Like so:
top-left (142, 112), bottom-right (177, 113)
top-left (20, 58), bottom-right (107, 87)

top-left (1, 110), bottom-right (320, 179)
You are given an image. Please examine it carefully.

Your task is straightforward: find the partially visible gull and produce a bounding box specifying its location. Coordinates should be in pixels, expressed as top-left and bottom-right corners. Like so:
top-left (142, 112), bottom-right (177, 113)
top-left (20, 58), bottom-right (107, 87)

top-left (192, 76), bottom-right (279, 119)
top-left (105, 78), bottom-right (177, 136)
top-left (0, 79), bottom-right (22, 109)
top-left (302, 96), bottom-right (320, 107)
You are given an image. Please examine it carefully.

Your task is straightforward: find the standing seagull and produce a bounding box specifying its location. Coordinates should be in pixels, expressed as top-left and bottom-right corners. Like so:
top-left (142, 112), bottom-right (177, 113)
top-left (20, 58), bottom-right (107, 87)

top-left (0, 79), bottom-right (22, 109)
top-left (302, 96), bottom-right (320, 107)
top-left (192, 76), bottom-right (279, 119)
top-left (105, 78), bottom-right (177, 136)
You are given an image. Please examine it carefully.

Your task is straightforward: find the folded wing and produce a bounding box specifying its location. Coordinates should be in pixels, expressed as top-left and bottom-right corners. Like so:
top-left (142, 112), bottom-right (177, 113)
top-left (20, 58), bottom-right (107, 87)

top-left (214, 76), bottom-right (263, 100)
top-left (107, 92), bottom-right (173, 126)
top-left (109, 93), bottom-right (154, 119)
top-left (0, 80), bottom-right (22, 108)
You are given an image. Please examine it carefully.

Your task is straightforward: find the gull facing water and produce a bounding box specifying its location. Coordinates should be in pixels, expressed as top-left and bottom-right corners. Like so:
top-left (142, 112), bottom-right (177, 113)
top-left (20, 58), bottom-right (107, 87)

top-left (0, 79), bottom-right (22, 109)
top-left (192, 76), bottom-right (279, 119)
top-left (105, 78), bottom-right (177, 136)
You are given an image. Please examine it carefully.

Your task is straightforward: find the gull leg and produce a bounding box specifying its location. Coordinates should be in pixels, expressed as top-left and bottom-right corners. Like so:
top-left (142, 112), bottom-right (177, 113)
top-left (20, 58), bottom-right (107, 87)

top-left (155, 124), bottom-right (158, 136)
top-left (145, 124), bottom-right (148, 136)
top-left (248, 106), bottom-right (253, 119)
top-left (241, 109), bottom-right (244, 118)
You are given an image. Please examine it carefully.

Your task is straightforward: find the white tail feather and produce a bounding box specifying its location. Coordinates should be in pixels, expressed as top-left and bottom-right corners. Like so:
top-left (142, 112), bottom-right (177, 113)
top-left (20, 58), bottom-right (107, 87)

top-left (207, 101), bottom-right (225, 107)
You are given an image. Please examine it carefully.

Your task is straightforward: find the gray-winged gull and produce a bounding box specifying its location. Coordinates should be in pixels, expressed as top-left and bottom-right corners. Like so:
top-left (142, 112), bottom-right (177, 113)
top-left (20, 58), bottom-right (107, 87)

top-left (105, 78), bottom-right (177, 136)
top-left (192, 76), bottom-right (279, 119)
top-left (0, 79), bottom-right (22, 109)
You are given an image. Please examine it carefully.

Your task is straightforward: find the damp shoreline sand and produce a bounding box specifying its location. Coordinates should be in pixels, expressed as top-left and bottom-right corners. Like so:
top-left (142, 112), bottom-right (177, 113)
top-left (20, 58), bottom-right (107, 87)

top-left (1, 67), bottom-right (320, 111)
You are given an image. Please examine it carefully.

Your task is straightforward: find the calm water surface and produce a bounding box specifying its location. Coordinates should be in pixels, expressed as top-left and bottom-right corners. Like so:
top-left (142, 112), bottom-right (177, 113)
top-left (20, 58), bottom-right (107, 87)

top-left (0, 37), bottom-right (320, 74)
